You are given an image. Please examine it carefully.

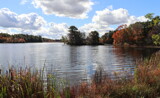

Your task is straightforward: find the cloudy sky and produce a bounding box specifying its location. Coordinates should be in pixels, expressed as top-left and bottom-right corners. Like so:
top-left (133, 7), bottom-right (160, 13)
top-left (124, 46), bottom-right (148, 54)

top-left (0, 0), bottom-right (159, 39)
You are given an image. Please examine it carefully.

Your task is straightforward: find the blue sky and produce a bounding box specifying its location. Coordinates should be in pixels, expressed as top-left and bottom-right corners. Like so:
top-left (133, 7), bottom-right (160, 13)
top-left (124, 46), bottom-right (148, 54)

top-left (0, 0), bottom-right (159, 39)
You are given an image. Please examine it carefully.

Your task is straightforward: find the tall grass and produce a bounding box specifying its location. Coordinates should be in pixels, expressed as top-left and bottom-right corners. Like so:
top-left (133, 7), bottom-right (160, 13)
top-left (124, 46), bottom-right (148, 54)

top-left (0, 51), bottom-right (160, 98)
top-left (0, 67), bottom-right (68, 98)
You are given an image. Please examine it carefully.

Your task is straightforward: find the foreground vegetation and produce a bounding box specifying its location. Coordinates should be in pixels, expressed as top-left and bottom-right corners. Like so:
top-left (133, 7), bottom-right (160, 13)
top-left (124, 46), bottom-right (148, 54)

top-left (0, 33), bottom-right (55, 43)
top-left (0, 51), bottom-right (160, 97)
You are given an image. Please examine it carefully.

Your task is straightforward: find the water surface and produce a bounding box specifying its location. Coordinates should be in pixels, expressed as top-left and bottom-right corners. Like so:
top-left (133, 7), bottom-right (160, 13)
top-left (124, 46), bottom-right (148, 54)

top-left (0, 43), bottom-right (159, 84)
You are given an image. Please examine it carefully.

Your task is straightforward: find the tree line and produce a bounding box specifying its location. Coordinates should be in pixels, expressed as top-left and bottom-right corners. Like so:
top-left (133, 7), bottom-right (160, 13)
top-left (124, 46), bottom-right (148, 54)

top-left (62, 26), bottom-right (101, 45)
top-left (62, 13), bottom-right (160, 46)
top-left (112, 13), bottom-right (160, 46)
top-left (0, 33), bottom-right (54, 43)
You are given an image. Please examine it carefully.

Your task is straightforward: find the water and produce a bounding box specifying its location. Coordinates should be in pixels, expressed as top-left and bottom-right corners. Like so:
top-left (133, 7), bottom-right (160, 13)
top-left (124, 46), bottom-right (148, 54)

top-left (0, 43), bottom-right (159, 84)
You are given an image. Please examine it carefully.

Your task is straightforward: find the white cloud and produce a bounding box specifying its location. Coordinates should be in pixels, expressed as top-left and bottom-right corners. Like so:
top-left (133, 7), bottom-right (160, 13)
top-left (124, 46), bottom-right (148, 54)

top-left (0, 23), bottom-right (69, 39)
top-left (127, 16), bottom-right (148, 25)
top-left (79, 23), bottom-right (114, 35)
top-left (48, 23), bottom-right (68, 34)
top-left (0, 8), bottom-right (69, 39)
top-left (0, 8), bottom-right (46, 30)
top-left (0, 28), bottom-right (11, 33)
top-left (107, 5), bottom-right (113, 10)
top-left (92, 8), bottom-right (148, 25)
top-left (0, 27), bottom-right (24, 35)
top-left (20, 0), bottom-right (28, 5)
top-left (79, 7), bottom-right (148, 35)
top-left (33, 22), bottom-right (69, 39)
top-left (32, 0), bottom-right (94, 19)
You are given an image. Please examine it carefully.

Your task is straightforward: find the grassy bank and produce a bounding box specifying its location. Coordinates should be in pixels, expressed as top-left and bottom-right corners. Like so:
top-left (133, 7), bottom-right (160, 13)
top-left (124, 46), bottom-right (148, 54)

top-left (0, 51), bottom-right (160, 98)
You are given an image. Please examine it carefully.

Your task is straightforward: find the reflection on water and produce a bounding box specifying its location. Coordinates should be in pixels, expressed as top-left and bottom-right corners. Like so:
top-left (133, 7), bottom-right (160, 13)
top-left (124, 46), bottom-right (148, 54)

top-left (0, 43), bottom-right (159, 84)
top-left (111, 47), bottom-right (160, 79)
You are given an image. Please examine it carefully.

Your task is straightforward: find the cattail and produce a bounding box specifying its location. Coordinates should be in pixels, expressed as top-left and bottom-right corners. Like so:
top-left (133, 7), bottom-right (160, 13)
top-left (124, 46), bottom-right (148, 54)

top-left (9, 69), bottom-right (14, 80)
top-left (0, 69), bottom-right (1, 75)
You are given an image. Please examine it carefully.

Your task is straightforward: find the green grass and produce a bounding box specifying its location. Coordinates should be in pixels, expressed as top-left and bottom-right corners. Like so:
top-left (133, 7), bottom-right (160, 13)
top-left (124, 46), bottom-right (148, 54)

top-left (0, 51), bottom-right (160, 98)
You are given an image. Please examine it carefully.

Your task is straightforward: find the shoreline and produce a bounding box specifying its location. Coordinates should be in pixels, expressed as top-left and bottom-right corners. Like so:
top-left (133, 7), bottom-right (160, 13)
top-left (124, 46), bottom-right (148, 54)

top-left (1, 42), bottom-right (160, 49)
top-left (118, 45), bottom-right (160, 49)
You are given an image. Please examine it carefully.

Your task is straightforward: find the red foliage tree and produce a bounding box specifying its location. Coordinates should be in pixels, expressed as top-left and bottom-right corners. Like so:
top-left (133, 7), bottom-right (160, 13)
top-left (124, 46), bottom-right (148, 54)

top-left (129, 23), bottom-right (144, 45)
top-left (112, 25), bottom-right (130, 45)
top-left (112, 23), bottom-right (144, 45)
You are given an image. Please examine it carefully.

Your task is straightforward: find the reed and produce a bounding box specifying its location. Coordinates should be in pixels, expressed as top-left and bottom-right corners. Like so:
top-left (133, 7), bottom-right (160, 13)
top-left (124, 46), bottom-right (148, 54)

top-left (0, 67), bottom-right (67, 98)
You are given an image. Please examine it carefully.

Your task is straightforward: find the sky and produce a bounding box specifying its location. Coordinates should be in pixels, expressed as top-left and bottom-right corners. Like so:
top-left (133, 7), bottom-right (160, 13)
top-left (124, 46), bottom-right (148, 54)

top-left (0, 0), bottom-right (159, 39)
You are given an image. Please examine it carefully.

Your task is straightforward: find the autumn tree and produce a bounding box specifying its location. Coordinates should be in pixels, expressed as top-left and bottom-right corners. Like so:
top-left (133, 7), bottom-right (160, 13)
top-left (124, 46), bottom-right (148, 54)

top-left (112, 24), bottom-right (130, 45)
top-left (112, 23), bottom-right (146, 46)
top-left (129, 22), bottom-right (144, 45)
top-left (0, 33), bottom-right (43, 43)
top-left (0, 37), bottom-right (7, 43)
top-left (150, 25), bottom-right (160, 35)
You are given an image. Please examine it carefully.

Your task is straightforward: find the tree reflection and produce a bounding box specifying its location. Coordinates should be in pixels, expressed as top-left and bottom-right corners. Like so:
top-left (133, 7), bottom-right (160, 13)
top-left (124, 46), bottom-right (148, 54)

top-left (113, 47), bottom-right (160, 60)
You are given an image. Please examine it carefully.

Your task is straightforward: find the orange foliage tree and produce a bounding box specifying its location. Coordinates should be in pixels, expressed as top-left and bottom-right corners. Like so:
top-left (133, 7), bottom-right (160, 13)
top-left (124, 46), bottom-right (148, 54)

top-left (112, 24), bottom-right (131, 45)
top-left (0, 37), bottom-right (7, 42)
top-left (112, 23), bottom-right (144, 45)
top-left (129, 23), bottom-right (144, 45)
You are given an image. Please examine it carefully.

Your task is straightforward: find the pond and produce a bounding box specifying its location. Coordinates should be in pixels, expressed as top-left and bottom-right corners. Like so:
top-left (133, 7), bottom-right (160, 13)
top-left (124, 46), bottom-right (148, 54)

top-left (0, 43), bottom-right (159, 85)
